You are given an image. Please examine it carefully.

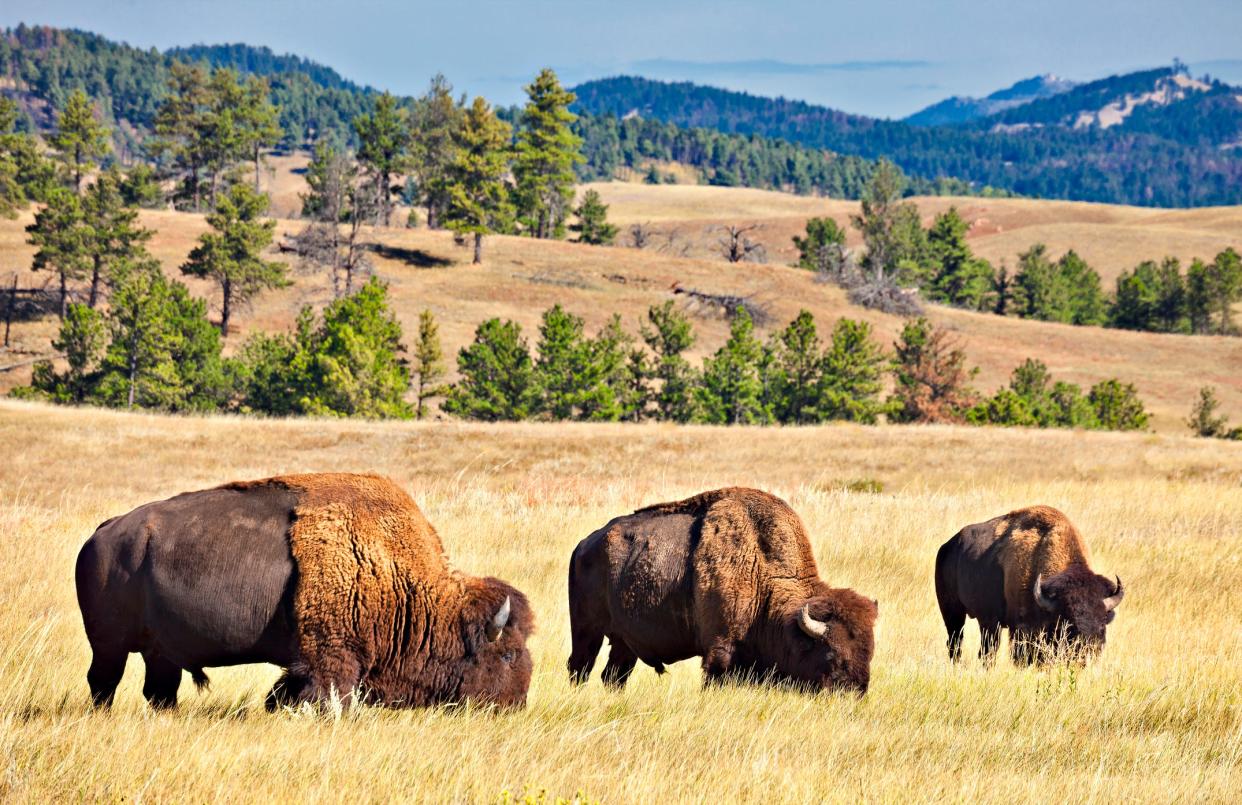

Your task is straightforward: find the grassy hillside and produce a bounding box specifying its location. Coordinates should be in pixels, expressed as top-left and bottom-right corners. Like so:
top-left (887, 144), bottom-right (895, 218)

top-left (1, 400), bottom-right (1239, 800)
top-left (3, 182), bottom-right (1241, 432)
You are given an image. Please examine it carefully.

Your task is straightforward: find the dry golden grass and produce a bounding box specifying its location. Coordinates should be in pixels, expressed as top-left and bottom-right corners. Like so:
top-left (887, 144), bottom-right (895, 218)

top-left (1, 399), bottom-right (1240, 802)
top-left (3, 180), bottom-right (1241, 433)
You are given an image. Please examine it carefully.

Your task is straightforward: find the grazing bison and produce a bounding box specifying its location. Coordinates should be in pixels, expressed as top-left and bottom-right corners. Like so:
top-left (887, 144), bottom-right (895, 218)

top-left (935, 505), bottom-right (1124, 665)
top-left (567, 487), bottom-right (877, 694)
top-left (75, 473), bottom-right (533, 710)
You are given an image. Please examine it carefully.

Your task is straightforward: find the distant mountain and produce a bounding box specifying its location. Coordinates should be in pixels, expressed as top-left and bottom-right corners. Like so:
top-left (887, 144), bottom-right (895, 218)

top-left (166, 43), bottom-right (371, 94)
top-left (905, 74), bottom-right (1076, 126)
top-left (571, 71), bottom-right (1242, 207)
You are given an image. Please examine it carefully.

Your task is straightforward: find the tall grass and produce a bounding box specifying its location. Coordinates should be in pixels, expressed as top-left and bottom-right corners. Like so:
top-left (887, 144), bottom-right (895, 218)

top-left (0, 401), bottom-right (1239, 801)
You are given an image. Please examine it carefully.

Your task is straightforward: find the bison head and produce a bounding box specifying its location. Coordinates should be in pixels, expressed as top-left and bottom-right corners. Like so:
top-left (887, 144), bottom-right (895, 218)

top-left (1033, 564), bottom-right (1124, 658)
top-left (783, 589), bottom-right (878, 695)
top-left (456, 580), bottom-right (535, 708)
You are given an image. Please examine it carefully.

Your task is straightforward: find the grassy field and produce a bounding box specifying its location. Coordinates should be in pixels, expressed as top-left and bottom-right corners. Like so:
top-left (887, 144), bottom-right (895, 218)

top-left (1, 399), bottom-right (1240, 801)
top-left (3, 186), bottom-right (1240, 433)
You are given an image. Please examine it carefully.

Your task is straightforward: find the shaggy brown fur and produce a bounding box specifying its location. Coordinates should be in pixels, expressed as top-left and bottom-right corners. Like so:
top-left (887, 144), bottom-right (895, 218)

top-left (935, 505), bottom-right (1124, 665)
top-left (75, 473), bottom-right (533, 710)
top-left (568, 487), bottom-right (878, 694)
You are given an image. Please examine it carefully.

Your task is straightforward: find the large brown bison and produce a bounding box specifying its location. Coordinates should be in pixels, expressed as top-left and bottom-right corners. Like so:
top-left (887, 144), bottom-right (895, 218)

top-left (567, 487), bottom-right (878, 694)
top-left (75, 473), bottom-right (534, 709)
top-left (935, 505), bottom-right (1124, 665)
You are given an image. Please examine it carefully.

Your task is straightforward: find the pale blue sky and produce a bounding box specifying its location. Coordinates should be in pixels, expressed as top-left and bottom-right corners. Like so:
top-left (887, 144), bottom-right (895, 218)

top-left (4, 1), bottom-right (1240, 118)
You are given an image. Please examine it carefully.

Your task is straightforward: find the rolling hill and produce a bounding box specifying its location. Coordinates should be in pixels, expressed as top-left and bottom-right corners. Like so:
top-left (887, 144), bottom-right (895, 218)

top-left (905, 74), bottom-right (1077, 126)
top-left (3, 178), bottom-right (1240, 433)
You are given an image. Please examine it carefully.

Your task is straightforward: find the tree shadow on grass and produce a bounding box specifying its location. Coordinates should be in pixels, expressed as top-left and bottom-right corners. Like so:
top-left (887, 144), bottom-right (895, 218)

top-left (368, 244), bottom-right (454, 268)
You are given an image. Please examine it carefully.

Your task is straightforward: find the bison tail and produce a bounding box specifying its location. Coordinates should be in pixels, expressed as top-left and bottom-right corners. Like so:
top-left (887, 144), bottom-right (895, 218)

top-left (190, 668), bottom-right (211, 691)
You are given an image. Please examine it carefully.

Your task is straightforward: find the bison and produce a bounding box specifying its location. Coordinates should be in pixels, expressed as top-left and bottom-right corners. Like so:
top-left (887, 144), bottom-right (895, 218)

top-left (567, 487), bottom-right (877, 694)
top-left (75, 473), bottom-right (534, 710)
top-left (935, 505), bottom-right (1124, 665)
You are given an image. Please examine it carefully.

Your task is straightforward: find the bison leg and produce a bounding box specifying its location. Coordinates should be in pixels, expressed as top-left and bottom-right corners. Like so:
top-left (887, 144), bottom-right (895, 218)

top-left (141, 652), bottom-right (183, 709)
top-left (978, 621), bottom-right (1002, 666)
top-left (937, 600), bottom-right (967, 663)
top-left (600, 638), bottom-right (639, 689)
top-left (86, 649), bottom-right (128, 708)
top-left (567, 627), bottom-right (604, 686)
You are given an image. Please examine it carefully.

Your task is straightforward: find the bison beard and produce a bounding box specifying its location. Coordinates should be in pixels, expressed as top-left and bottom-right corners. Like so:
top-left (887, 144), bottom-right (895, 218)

top-left (75, 473), bottom-right (534, 710)
top-left (567, 487), bottom-right (878, 694)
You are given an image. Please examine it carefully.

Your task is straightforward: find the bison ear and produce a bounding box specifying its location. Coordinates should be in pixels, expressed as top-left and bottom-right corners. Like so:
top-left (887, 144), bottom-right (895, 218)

top-left (484, 596), bottom-right (511, 642)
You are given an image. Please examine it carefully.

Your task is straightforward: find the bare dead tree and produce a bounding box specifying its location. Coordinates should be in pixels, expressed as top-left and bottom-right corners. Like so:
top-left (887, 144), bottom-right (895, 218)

top-left (671, 283), bottom-right (772, 326)
top-left (812, 246), bottom-right (922, 315)
top-left (716, 224), bottom-right (767, 264)
top-left (658, 227), bottom-right (693, 258)
top-left (292, 174), bottom-right (377, 298)
top-left (627, 222), bottom-right (656, 249)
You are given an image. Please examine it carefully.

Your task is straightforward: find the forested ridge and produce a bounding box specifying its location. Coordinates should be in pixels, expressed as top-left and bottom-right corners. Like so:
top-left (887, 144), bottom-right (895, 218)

top-left (571, 73), bottom-right (1242, 207)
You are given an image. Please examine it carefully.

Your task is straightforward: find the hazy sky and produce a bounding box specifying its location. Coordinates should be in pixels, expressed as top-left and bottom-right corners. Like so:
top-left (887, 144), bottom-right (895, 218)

top-left (4, 1), bottom-right (1241, 118)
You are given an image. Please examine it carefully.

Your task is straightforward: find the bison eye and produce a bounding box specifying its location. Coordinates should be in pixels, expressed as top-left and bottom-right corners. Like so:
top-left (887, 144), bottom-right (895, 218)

top-left (502, 651), bottom-right (516, 664)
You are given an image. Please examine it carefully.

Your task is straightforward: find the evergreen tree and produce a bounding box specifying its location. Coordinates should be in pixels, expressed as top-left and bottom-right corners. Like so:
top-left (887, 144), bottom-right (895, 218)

top-left (513, 69), bottom-right (583, 239)
top-left (354, 92), bottom-right (411, 226)
top-left (991, 260), bottom-right (1014, 316)
top-left (570, 189), bottom-right (618, 245)
top-left (1089, 379), bottom-right (1149, 431)
top-left (413, 308), bottom-right (447, 420)
top-left (0, 97), bottom-right (26, 218)
top-left (926, 207), bottom-right (993, 309)
top-left (640, 300), bottom-right (697, 422)
top-left (792, 216), bottom-right (846, 274)
top-left (1186, 386), bottom-right (1229, 438)
top-left (1111, 260), bottom-right (1164, 331)
top-left (118, 163), bottom-right (164, 208)
top-left (577, 315), bottom-right (631, 422)
top-left (1014, 244), bottom-right (1070, 321)
top-left (1057, 250), bottom-right (1108, 326)
top-left (444, 97), bottom-right (513, 264)
top-left (180, 183), bottom-right (288, 334)
top-left (443, 318), bottom-right (534, 420)
top-left (695, 308), bottom-right (768, 424)
top-left (770, 310), bottom-right (823, 424)
top-left (50, 88), bottom-right (110, 192)
top-left (80, 167), bottom-right (154, 307)
top-left (534, 303), bottom-right (590, 420)
top-left (151, 62), bottom-right (212, 210)
top-left (27, 187), bottom-right (87, 317)
top-left (1184, 258), bottom-right (1213, 334)
top-left (410, 74), bottom-right (464, 229)
top-left (1152, 256), bottom-right (1187, 332)
top-left (236, 75), bottom-right (282, 192)
top-left (851, 160), bottom-right (910, 284)
top-left (889, 317), bottom-right (978, 423)
top-left (819, 318), bottom-right (889, 423)
top-left (94, 258), bottom-right (186, 410)
top-left (23, 303), bottom-right (106, 403)
top-left (1207, 247), bottom-right (1242, 335)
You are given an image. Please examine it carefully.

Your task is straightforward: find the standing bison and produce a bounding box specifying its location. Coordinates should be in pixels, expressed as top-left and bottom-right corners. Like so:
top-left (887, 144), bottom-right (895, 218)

top-left (567, 487), bottom-right (877, 694)
top-left (935, 505), bottom-right (1124, 665)
top-left (75, 473), bottom-right (534, 709)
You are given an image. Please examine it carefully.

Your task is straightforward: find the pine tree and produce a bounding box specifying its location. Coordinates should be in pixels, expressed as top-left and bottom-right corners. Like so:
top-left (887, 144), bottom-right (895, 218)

top-left (1186, 386), bottom-right (1229, 438)
top-left (444, 97), bottom-right (513, 264)
top-left (792, 216), bottom-right (846, 274)
top-left (354, 92), bottom-right (411, 226)
top-left (413, 309), bottom-right (447, 420)
top-left (27, 187), bottom-right (88, 317)
top-left (927, 208), bottom-right (994, 309)
top-left (513, 69), bottom-right (583, 239)
top-left (819, 318), bottom-right (889, 423)
top-left (533, 304), bottom-right (589, 419)
top-left (640, 301), bottom-right (697, 422)
top-left (1089, 379), bottom-right (1149, 431)
top-left (991, 260), bottom-right (1014, 315)
top-left (770, 310), bottom-right (823, 424)
top-left (889, 317), bottom-right (978, 423)
top-left (0, 97), bottom-right (26, 218)
top-left (24, 302), bottom-right (106, 403)
top-left (94, 257), bottom-right (181, 410)
top-left (1184, 258), bottom-right (1213, 334)
top-left (180, 183), bottom-right (288, 334)
top-left (570, 189), bottom-right (618, 245)
top-left (152, 62), bottom-right (211, 210)
top-left (236, 75), bottom-right (282, 192)
top-left (118, 163), bottom-right (164, 209)
top-left (443, 318), bottom-right (534, 421)
top-left (80, 167), bottom-right (153, 307)
top-left (577, 315), bottom-right (630, 422)
top-left (1014, 244), bottom-right (1071, 321)
top-left (1057, 250), bottom-right (1108, 326)
top-left (1152, 256), bottom-right (1187, 332)
top-left (1207, 247), bottom-right (1242, 335)
top-left (410, 74), bottom-right (464, 230)
top-left (50, 89), bottom-right (110, 192)
top-left (696, 308), bottom-right (767, 425)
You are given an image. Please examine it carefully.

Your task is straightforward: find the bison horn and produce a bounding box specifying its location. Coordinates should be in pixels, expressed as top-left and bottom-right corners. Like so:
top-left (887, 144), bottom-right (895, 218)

top-left (799, 605), bottom-right (828, 639)
top-left (1033, 574), bottom-right (1057, 612)
top-left (1103, 576), bottom-right (1125, 612)
top-left (486, 596), bottom-right (511, 642)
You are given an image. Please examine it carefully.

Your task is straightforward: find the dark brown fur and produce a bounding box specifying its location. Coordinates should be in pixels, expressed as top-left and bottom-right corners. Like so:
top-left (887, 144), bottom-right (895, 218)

top-left (935, 505), bottom-right (1124, 665)
top-left (567, 487), bottom-right (878, 694)
top-left (75, 473), bottom-right (533, 710)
